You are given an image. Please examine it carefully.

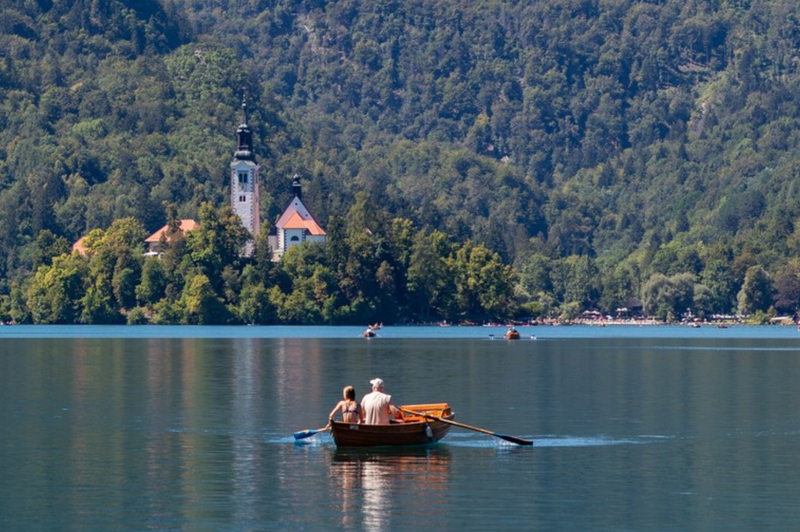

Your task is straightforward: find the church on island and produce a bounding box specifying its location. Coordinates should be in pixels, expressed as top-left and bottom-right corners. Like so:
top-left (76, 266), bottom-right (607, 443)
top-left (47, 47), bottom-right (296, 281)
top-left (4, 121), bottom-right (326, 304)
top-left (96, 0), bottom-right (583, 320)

top-left (74, 99), bottom-right (325, 260)
top-left (133, 99), bottom-right (327, 260)
top-left (229, 98), bottom-right (326, 260)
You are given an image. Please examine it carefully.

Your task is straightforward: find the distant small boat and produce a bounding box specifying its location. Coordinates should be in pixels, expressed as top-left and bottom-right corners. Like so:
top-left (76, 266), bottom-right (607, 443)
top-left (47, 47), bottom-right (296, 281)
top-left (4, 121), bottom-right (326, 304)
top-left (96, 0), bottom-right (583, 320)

top-left (362, 329), bottom-right (376, 338)
top-left (329, 403), bottom-right (454, 447)
top-left (505, 329), bottom-right (520, 340)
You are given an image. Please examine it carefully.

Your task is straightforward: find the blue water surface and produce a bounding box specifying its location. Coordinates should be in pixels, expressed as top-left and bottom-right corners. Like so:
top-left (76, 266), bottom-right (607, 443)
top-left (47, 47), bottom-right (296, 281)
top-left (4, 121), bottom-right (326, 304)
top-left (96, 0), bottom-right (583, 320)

top-left (1, 325), bottom-right (799, 530)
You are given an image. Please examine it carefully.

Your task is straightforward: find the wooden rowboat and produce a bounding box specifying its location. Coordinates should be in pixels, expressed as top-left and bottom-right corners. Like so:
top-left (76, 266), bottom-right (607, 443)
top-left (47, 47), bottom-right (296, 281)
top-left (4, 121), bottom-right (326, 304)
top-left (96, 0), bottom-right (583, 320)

top-left (330, 403), bottom-right (454, 447)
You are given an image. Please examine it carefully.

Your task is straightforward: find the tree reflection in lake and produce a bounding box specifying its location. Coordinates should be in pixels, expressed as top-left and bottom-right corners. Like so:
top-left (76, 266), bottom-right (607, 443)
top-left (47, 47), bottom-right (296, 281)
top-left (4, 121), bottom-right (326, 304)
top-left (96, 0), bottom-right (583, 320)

top-left (328, 447), bottom-right (452, 529)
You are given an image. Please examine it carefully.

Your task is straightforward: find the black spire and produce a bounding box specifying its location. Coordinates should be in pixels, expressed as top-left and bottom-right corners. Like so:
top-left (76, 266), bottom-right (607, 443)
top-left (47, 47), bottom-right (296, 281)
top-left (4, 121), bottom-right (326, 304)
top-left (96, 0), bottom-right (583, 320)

top-left (292, 174), bottom-right (302, 199)
top-left (234, 94), bottom-right (256, 162)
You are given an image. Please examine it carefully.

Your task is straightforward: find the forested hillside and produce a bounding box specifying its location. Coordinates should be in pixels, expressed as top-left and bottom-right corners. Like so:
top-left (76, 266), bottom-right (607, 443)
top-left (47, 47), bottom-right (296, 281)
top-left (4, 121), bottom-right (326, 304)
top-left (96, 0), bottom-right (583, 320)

top-left (2, 0), bottom-right (800, 323)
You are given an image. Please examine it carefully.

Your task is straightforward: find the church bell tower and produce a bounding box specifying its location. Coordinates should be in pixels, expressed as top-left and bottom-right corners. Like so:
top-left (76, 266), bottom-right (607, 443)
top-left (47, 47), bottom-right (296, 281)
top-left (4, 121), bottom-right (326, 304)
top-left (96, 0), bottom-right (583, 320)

top-left (230, 96), bottom-right (260, 256)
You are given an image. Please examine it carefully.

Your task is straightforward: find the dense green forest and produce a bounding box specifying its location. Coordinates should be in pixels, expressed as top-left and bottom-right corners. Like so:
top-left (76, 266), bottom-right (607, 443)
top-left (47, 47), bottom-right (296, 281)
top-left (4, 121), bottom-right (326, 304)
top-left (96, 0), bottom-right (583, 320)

top-left (2, 0), bottom-right (800, 324)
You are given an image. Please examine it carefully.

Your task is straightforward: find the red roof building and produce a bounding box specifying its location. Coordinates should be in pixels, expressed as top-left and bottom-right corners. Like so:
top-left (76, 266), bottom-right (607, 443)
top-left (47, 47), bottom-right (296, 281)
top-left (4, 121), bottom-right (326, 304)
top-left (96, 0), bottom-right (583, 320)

top-left (72, 236), bottom-right (90, 255)
top-left (144, 219), bottom-right (199, 254)
top-left (269, 176), bottom-right (326, 261)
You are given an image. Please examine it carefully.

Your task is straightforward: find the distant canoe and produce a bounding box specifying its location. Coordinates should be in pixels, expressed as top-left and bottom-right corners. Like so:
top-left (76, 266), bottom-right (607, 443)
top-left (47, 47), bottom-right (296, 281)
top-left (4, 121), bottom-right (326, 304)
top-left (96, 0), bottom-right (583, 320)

top-left (330, 403), bottom-right (454, 447)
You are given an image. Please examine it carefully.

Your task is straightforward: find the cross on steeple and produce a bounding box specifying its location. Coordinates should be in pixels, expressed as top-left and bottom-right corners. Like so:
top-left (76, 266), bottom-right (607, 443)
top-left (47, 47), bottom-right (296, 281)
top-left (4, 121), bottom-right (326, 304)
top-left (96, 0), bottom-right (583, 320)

top-left (240, 90), bottom-right (249, 126)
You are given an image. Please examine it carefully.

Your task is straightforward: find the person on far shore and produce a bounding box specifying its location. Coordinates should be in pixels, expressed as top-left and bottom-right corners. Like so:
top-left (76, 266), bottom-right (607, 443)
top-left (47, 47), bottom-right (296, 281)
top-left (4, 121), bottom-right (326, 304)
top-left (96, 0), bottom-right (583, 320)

top-left (327, 385), bottom-right (364, 428)
top-left (361, 378), bottom-right (403, 425)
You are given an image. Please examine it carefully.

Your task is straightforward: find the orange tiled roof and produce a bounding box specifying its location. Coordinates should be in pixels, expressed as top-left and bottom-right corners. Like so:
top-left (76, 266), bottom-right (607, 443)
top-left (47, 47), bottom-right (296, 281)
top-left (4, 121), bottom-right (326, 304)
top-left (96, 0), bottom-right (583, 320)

top-left (145, 219), bottom-right (200, 243)
top-left (276, 198), bottom-right (326, 236)
top-left (72, 236), bottom-right (89, 255)
top-left (282, 211), bottom-right (326, 235)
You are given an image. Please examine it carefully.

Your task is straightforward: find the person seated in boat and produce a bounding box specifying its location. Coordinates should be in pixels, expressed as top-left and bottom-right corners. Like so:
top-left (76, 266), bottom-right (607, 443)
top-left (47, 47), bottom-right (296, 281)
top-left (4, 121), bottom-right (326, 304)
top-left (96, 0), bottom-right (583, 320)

top-left (369, 322), bottom-right (382, 330)
top-left (361, 378), bottom-right (403, 425)
top-left (327, 385), bottom-right (364, 427)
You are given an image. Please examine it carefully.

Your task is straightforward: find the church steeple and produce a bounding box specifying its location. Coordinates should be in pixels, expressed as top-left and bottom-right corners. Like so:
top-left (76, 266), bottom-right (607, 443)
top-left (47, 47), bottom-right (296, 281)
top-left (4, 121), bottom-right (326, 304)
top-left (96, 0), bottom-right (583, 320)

top-left (230, 94), bottom-right (261, 257)
top-left (234, 95), bottom-right (256, 162)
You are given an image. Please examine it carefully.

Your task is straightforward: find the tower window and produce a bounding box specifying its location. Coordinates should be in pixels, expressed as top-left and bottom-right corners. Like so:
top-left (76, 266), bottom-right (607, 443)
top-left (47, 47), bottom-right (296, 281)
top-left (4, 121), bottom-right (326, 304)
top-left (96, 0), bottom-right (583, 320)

top-left (239, 195), bottom-right (246, 202)
top-left (238, 172), bottom-right (249, 184)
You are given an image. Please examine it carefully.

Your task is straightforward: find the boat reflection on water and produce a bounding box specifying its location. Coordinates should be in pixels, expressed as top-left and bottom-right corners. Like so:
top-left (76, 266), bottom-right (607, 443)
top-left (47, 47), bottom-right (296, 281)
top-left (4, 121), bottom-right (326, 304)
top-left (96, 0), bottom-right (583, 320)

top-left (327, 446), bottom-right (452, 529)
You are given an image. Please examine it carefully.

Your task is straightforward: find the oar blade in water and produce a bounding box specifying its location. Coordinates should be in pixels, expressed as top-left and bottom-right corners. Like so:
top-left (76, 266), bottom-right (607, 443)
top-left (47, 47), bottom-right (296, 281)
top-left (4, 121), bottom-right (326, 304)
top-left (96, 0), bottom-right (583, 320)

top-left (495, 433), bottom-right (534, 446)
top-left (293, 427), bottom-right (326, 440)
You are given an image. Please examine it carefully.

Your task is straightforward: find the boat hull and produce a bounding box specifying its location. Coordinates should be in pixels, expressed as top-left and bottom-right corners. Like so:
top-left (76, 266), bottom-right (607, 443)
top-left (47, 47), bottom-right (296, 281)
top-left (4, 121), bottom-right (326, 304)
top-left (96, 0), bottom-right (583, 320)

top-left (330, 403), bottom-right (454, 447)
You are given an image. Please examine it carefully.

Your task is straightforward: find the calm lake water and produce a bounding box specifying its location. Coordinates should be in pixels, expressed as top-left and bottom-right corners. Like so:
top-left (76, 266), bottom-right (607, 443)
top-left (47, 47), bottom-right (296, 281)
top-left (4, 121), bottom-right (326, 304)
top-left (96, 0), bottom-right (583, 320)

top-left (2, 325), bottom-right (800, 530)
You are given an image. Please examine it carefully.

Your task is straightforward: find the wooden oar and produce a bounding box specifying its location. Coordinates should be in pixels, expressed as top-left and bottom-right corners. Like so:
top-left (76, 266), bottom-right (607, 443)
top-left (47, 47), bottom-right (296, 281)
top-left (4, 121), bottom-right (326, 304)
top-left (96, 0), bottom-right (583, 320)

top-left (293, 426), bottom-right (329, 440)
top-left (400, 408), bottom-right (533, 446)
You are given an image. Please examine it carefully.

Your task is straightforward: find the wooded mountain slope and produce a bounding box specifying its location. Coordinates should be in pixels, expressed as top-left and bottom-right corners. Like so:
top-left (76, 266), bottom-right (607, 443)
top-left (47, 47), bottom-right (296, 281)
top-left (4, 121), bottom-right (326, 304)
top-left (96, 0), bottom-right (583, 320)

top-left (2, 0), bottom-right (800, 321)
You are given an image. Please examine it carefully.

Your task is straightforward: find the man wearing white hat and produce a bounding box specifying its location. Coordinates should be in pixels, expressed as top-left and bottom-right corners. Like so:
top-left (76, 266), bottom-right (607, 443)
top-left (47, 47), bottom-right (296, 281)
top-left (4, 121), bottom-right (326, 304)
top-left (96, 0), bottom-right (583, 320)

top-left (361, 377), bottom-right (403, 425)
